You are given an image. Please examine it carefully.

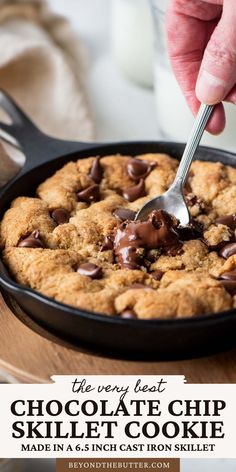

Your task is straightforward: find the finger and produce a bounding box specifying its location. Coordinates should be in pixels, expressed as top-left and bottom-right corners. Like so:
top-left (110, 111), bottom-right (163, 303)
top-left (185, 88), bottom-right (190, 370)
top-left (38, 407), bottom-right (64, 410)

top-left (196, 0), bottom-right (236, 104)
top-left (167, 0), bottom-right (222, 20)
top-left (167, 0), bottom-right (222, 95)
top-left (166, 0), bottom-right (221, 130)
top-left (205, 102), bottom-right (225, 134)
top-left (224, 84), bottom-right (236, 104)
top-left (188, 94), bottom-right (225, 134)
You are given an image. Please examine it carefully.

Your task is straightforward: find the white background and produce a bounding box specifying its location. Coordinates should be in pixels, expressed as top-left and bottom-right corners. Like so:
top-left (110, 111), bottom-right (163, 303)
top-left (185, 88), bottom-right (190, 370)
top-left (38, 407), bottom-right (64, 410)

top-left (1, 375), bottom-right (235, 470)
top-left (49, 0), bottom-right (158, 143)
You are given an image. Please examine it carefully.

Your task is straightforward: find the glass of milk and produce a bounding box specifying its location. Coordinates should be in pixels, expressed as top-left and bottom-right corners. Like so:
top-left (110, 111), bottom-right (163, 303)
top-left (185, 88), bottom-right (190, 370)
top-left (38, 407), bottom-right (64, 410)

top-left (150, 0), bottom-right (236, 152)
top-left (111, 0), bottom-right (154, 88)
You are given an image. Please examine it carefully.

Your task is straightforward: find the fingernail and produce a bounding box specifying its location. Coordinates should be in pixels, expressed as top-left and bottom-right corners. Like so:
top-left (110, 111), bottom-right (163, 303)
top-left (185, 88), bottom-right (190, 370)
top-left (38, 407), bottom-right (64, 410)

top-left (196, 70), bottom-right (226, 104)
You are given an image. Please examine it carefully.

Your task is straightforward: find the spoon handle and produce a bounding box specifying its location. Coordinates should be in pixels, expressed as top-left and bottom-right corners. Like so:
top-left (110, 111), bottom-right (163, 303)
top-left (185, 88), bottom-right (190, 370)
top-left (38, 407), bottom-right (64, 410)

top-left (173, 103), bottom-right (214, 189)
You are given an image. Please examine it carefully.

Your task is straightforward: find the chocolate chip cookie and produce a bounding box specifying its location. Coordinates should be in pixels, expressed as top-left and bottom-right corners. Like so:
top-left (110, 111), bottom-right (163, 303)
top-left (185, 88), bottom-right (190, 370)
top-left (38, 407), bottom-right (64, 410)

top-left (1, 153), bottom-right (236, 319)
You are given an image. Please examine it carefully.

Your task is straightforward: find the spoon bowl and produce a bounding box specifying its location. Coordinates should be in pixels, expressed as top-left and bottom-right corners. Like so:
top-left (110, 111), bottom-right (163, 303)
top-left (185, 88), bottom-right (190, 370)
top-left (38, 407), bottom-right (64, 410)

top-left (136, 184), bottom-right (190, 225)
top-left (136, 104), bottom-right (214, 225)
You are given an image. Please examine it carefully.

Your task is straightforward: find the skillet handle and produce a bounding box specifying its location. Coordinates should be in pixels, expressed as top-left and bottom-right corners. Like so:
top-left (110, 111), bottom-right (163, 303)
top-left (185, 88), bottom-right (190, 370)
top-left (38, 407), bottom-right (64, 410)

top-left (0, 90), bottom-right (95, 173)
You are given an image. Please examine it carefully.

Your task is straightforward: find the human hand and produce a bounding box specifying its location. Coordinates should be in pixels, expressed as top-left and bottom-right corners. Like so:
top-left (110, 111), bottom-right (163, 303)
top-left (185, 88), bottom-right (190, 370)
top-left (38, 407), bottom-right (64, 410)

top-left (166, 0), bottom-right (236, 134)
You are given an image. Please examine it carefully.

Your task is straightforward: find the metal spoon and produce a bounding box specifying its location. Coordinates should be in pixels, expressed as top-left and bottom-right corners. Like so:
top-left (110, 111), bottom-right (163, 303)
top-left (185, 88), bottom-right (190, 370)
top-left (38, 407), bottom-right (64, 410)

top-left (135, 103), bottom-right (214, 226)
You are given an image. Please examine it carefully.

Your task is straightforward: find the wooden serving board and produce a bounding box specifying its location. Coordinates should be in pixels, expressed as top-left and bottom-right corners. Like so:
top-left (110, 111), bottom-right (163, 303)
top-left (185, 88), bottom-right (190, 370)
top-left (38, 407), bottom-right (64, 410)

top-left (0, 292), bottom-right (236, 383)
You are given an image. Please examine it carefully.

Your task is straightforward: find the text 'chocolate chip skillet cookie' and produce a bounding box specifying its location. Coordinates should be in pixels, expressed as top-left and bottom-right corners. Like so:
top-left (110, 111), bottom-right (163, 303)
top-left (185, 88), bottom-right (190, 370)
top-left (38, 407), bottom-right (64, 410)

top-left (0, 153), bottom-right (236, 320)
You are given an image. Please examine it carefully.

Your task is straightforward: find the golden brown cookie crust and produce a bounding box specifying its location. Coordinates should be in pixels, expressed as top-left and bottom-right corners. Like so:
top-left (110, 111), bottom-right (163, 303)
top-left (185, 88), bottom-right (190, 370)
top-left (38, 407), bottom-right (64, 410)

top-left (1, 153), bottom-right (236, 319)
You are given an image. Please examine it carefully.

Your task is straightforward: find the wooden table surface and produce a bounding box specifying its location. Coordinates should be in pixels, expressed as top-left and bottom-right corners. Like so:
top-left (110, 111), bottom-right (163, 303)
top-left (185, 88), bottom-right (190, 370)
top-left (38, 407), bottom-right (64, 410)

top-left (0, 292), bottom-right (236, 383)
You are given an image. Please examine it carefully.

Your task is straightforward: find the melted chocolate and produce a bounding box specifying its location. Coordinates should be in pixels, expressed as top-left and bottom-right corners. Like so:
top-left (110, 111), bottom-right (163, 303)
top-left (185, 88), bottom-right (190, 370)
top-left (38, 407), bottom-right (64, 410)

top-left (123, 179), bottom-right (145, 202)
top-left (100, 235), bottom-right (114, 251)
top-left (18, 230), bottom-right (44, 248)
top-left (78, 184), bottom-right (100, 203)
top-left (114, 210), bottom-right (182, 270)
top-left (127, 158), bottom-right (156, 181)
top-left (89, 156), bottom-right (103, 183)
top-left (177, 220), bottom-right (203, 241)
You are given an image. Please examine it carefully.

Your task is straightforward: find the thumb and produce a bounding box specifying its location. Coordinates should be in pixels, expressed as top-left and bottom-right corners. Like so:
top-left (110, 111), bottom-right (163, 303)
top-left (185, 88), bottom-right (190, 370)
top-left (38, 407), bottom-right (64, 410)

top-left (196, 0), bottom-right (236, 104)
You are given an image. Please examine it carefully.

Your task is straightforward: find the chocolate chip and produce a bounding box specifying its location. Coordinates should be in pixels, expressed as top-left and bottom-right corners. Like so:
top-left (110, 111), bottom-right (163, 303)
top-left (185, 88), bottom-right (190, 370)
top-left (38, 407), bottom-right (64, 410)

top-left (215, 214), bottom-right (236, 230)
top-left (220, 270), bottom-right (236, 281)
top-left (123, 179), bottom-right (146, 202)
top-left (78, 184), bottom-right (100, 203)
top-left (219, 270), bottom-right (236, 294)
top-left (120, 310), bottom-right (137, 319)
top-left (219, 243), bottom-right (236, 259)
top-left (51, 208), bottom-right (70, 225)
top-left (113, 208), bottom-right (136, 221)
top-left (18, 230), bottom-right (44, 248)
top-left (129, 283), bottom-right (153, 290)
top-left (219, 279), bottom-right (236, 296)
top-left (127, 158), bottom-right (156, 181)
top-left (100, 235), bottom-right (114, 251)
top-left (89, 156), bottom-right (103, 184)
top-left (151, 270), bottom-right (164, 281)
top-left (77, 262), bottom-right (103, 279)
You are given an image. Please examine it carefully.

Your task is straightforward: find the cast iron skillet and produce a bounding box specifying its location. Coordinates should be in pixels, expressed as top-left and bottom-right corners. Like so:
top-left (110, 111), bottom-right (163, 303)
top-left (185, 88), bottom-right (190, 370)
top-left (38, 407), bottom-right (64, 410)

top-left (0, 90), bottom-right (236, 361)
